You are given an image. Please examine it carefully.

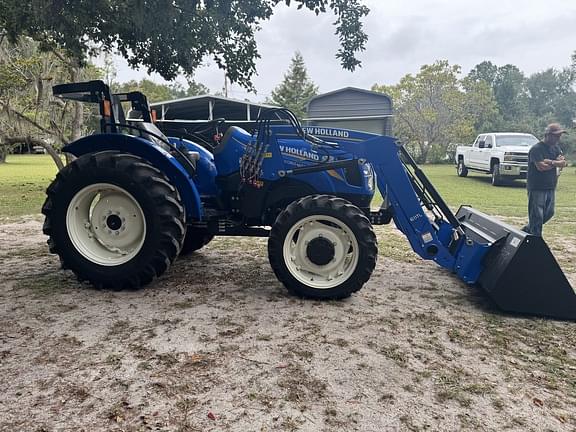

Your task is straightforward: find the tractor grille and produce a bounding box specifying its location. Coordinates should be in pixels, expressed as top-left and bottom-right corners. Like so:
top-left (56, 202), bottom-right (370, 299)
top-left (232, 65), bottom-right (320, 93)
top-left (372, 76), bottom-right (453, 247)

top-left (505, 153), bottom-right (528, 163)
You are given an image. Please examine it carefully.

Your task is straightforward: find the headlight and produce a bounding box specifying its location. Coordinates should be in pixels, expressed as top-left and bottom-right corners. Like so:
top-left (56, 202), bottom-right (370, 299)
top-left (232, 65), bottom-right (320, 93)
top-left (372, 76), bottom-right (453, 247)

top-left (363, 163), bottom-right (375, 192)
top-left (504, 153), bottom-right (514, 161)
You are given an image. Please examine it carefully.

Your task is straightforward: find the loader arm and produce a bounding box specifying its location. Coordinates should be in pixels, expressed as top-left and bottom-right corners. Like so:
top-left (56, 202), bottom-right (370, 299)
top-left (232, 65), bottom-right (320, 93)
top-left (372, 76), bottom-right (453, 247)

top-left (335, 135), bottom-right (576, 320)
top-left (336, 135), bottom-right (490, 284)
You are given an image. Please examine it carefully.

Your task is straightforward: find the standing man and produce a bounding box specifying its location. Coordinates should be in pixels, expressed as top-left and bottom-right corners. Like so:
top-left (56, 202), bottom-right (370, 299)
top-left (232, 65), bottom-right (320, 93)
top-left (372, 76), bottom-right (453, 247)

top-left (522, 123), bottom-right (568, 236)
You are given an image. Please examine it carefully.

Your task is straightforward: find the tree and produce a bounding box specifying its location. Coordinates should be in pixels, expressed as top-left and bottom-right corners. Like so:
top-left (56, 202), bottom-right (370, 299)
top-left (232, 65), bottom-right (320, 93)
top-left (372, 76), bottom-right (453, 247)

top-left (467, 62), bottom-right (530, 126)
top-left (184, 79), bottom-right (210, 97)
top-left (0, 0), bottom-right (369, 90)
top-left (114, 79), bottom-right (179, 103)
top-left (268, 52), bottom-right (319, 118)
top-left (461, 78), bottom-right (502, 133)
top-left (114, 78), bottom-right (210, 103)
top-left (525, 66), bottom-right (576, 129)
top-left (467, 61), bottom-right (499, 87)
top-left (0, 37), bottom-right (101, 166)
top-left (492, 64), bottom-right (529, 122)
top-left (373, 61), bottom-right (475, 163)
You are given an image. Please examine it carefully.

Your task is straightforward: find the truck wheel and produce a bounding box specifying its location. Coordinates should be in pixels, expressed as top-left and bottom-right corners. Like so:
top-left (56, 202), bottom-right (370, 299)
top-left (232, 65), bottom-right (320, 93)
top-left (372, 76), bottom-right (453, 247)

top-left (42, 151), bottom-right (185, 289)
top-left (268, 195), bottom-right (378, 299)
top-left (457, 159), bottom-right (468, 177)
top-left (491, 163), bottom-right (503, 186)
top-left (180, 228), bottom-right (214, 255)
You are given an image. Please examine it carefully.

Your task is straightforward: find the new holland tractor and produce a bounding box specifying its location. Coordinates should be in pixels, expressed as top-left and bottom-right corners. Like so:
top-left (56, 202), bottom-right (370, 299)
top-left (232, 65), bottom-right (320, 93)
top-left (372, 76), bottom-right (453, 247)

top-left (42, 80), bottom-right (576, 319)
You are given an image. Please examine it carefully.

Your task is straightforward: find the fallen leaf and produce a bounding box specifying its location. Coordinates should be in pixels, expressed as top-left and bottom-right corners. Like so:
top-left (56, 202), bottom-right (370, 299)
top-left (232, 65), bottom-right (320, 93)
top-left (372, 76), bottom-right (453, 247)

top-left (533, 398), bottom-right (543, 407)
top-left (208, 411), bottom-right (216, 420)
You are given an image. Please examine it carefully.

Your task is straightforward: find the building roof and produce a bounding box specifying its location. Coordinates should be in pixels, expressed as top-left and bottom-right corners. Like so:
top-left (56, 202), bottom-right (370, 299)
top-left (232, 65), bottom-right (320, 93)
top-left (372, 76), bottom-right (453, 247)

top-left (150, 94), bottom-right (276, 122)
top-left (306, 87), bottom-right (393, 121)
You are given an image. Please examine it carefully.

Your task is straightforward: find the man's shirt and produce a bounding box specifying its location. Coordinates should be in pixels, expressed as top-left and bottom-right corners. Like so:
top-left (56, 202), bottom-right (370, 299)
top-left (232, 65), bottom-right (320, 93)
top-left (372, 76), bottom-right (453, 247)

top-left (527, 141), bottom-right (562, 190)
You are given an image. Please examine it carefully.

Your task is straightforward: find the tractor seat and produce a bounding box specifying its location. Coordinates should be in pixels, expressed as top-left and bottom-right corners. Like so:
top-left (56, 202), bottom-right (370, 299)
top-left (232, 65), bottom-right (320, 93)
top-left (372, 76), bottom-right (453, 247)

top-left (214, 126), bottom-right (250, 154)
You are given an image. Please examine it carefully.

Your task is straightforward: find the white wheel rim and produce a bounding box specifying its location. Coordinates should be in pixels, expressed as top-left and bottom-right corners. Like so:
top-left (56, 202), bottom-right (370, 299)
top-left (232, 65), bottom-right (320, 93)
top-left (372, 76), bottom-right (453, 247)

top-left (66, 183), bottom-right (146, 266)
top-left (282, 215), bottom-right (359, 289)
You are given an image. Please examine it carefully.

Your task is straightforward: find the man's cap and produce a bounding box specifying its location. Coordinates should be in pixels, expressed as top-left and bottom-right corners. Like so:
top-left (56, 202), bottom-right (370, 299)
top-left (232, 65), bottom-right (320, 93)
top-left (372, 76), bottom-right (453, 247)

top-left (545, 123), bottom-right (567, 135)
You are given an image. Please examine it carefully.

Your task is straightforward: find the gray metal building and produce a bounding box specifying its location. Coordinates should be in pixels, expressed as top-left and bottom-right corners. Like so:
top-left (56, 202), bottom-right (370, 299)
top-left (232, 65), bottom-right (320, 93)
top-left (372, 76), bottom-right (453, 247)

top-left (150, 95), bottom-right (275, 132)
top-left (305, 87), bottom-right (393, 135)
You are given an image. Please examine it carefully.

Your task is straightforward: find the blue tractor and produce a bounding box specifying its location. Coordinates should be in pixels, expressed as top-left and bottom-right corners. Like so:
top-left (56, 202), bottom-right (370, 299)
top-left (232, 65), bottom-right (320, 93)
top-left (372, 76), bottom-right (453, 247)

top-left (43, 80), bottom-right (576, 319)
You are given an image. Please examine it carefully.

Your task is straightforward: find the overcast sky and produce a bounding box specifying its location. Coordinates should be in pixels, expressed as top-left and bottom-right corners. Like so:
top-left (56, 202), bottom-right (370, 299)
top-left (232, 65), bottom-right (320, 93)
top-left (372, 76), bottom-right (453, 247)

top-left (107, 0), bottom-right (576, 102)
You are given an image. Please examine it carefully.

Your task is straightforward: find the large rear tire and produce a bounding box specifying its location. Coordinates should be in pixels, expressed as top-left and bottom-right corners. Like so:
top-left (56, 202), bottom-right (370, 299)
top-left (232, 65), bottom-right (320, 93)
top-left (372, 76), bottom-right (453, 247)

top-left (42, 151), bottom-right (185, 289)
top-left (268, 195), bottom-right (378, 299)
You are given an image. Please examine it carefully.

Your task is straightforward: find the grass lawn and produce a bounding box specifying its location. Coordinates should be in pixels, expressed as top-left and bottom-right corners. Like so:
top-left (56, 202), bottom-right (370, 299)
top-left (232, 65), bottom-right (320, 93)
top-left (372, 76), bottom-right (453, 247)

top-left (419, 164), bottom-right (576, 236)
top-left (1, 155), bottom-right (575, 233)
top-left (0, 155), bottom-right (60, 219)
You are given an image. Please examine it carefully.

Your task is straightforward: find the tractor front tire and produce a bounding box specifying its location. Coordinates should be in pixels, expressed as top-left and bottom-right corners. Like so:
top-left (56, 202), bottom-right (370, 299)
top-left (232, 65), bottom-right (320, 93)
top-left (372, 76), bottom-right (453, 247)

top-left (42, 151), bottom-right (185, 290)
top-left (268, 195), bottom-right (378, 299)
top-left (180, 228), bottom-right (214, 255)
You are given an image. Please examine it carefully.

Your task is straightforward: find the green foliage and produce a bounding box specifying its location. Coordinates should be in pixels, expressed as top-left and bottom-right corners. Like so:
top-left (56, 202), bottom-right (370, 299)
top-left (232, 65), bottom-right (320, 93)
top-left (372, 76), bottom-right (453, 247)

top-left (0, 0), bottom-right (369, 90)
top-left (467, 61), bottom-right (530, 123)
top-left (373, 61), bottom-right (486, 163)
top-left (179, 80), bottom-right (211, 97)
top-left (374, 53), bottom-right (576, 163)
top-left (461, 79), bottom-right (502, 133)
top-left (0, 56), bottom-right (41, 94)
top-left (113, 78), bottom-right (209, 103)
top-left (268, 52), bottom-right (318, 118)
top-left (492, 64), bottom-right (529, 122)
top-left (559, 128), bottom-right (576, 158)
top-left (466, 54), bottom-right (576, 137)
top-left (0, 37), bottom-right (103, 154)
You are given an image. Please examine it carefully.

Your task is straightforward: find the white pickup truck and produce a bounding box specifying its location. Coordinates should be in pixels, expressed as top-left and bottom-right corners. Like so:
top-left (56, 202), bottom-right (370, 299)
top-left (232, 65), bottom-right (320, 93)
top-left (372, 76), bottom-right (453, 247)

top-left (455, 133), bottom-right (539, 186)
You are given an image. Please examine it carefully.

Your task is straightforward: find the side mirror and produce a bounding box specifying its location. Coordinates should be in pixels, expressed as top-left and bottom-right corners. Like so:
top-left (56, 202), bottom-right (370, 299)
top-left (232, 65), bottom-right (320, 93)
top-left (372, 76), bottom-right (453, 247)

top-left (486, 143), bottom-right (492, 149)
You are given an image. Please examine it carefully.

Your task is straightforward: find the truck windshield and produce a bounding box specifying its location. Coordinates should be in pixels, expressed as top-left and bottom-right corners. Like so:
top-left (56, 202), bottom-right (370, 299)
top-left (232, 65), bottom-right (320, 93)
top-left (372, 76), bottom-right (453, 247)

top-left (495, 135), bottom-right (538, 147)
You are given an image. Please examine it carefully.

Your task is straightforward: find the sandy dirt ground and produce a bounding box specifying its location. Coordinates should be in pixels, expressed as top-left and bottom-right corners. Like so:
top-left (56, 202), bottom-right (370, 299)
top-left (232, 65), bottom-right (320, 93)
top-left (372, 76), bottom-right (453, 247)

top-left (1, 217), bottom-right (575, 432)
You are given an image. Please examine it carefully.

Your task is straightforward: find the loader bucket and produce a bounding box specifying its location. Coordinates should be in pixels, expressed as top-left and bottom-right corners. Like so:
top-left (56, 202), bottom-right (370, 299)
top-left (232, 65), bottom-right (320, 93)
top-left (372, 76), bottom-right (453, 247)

top-left (456, 206), bottom-right (576, 320)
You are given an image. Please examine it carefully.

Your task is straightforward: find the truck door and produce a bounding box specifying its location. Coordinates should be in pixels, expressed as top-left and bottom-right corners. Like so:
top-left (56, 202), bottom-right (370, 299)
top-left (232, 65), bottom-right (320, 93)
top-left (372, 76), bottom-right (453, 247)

top-left (478, 135), bottom-right (493, 170)
top-left (468, 135), bottom-right (484, 168)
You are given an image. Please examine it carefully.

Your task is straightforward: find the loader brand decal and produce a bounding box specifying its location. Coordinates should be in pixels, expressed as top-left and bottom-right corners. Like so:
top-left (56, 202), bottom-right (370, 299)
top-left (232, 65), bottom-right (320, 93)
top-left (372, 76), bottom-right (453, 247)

top-left (409, 213), bottom-right (423, 222)
top-left (279, 145), bottom-right (320, 161)
top-left (303, 127), bottom-right (350, 138)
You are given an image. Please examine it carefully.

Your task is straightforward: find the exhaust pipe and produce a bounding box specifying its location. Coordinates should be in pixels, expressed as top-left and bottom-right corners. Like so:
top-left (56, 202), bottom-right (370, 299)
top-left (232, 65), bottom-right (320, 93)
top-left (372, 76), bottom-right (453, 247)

top-left (456, 206), bottom-right (576, 320)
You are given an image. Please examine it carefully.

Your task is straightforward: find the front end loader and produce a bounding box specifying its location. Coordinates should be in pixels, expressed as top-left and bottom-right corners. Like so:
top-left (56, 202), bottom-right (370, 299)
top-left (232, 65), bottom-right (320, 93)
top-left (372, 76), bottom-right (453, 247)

top-left (43, 80), bottom-right (576, 319)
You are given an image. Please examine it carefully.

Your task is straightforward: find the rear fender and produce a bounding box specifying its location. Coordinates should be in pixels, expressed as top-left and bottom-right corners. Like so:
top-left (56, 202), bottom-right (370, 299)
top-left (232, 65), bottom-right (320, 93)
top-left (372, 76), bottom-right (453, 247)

top-left (63, 134), bottom-right (203, 220)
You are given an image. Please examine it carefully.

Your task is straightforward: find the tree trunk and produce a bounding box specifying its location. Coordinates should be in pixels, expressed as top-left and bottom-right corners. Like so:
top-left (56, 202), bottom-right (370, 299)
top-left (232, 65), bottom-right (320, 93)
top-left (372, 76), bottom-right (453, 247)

top-left (417, 141), bottom-right (430, 164)
top-left (0, 136), bottom-right (6, 163)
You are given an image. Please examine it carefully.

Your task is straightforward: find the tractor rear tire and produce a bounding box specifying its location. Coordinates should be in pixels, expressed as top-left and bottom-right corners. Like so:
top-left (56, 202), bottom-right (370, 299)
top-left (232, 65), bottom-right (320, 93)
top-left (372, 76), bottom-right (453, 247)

top-left (180, 228), bottom-right (214, 255)
top-left (42, 151), bottom-right (185, 290)
top-left (268, 195), bottom-right (378, 299)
